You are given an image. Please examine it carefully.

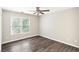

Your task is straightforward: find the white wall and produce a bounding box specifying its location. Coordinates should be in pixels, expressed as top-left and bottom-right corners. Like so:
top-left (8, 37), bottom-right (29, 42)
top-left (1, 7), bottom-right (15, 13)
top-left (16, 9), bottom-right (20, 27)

top-left (0, 8), bottom-right (2, 51)
top-left (40, 7), bottom-right (79, 48)
top-left (2, 10), bottom-right (39, 44)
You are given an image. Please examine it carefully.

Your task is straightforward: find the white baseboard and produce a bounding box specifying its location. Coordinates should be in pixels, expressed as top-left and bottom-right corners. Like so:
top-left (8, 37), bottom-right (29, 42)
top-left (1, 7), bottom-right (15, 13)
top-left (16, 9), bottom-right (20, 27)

top-left (2, 34), bottom-right (79, 48)
top-left (2, 34), bottom-right (39, 44)
top-left (40, 35), bottom-right (79, 48)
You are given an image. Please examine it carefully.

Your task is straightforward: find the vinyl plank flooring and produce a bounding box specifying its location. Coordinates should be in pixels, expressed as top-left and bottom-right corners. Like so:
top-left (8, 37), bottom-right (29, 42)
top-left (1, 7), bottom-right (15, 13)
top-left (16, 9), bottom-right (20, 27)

top-left (2, 36), bottom-right (79, 52)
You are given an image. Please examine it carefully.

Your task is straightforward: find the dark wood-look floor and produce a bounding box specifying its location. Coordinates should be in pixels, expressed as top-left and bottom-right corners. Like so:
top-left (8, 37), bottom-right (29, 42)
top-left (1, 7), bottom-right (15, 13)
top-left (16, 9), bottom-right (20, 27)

top-left (2, 36), bottom-right (79, 52)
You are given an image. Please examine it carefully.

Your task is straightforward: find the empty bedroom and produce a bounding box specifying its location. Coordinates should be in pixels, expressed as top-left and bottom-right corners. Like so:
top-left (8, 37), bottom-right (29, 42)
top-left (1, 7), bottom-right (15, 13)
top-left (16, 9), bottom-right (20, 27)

top-left (1, 7), bottom-right (79, 52)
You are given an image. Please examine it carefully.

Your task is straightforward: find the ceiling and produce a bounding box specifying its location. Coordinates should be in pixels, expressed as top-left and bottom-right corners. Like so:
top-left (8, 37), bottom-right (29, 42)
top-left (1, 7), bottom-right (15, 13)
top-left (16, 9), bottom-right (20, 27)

top-left (2, 7), bottom-right (72, 16)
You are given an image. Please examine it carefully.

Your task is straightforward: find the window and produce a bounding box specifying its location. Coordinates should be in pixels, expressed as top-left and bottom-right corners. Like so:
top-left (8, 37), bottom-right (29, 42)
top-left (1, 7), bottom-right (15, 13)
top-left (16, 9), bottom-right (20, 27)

top-left (11, 17), bottom-right (30, 35)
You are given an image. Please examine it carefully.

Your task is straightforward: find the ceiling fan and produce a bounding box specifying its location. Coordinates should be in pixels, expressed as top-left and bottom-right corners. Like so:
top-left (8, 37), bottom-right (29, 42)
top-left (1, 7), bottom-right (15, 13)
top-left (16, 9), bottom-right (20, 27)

top-left (33, 7), bottom-right (50, 15)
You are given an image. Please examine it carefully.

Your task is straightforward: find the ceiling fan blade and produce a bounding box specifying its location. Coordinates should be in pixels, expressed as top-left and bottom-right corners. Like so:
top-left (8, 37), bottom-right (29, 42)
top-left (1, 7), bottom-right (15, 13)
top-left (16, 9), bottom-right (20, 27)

top-left (41, 10), bottom-right (50, 12)
top-left (40, 12), bottom-right (44, 14)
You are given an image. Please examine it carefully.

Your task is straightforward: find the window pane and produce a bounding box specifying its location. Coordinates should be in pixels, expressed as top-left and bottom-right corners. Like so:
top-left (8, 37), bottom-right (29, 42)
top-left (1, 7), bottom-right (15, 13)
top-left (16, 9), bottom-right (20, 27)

top-left (12, 18), bottom-right (20, 27)
top-left (23, 18), bottom-right (29, 26)
top-left (11, 18), bottom-right (21, 34)
top-left (22, 25), bottom-right (29, 32)
top-left (12, 26), bottom-right (20, 34)
top-left (22, 18), bottom-right (29, 32)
